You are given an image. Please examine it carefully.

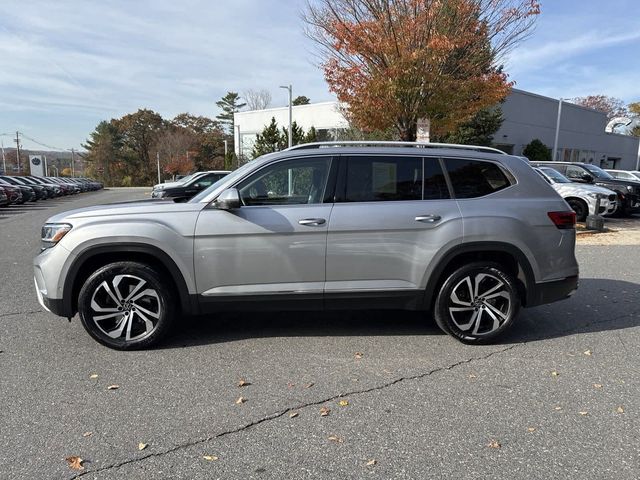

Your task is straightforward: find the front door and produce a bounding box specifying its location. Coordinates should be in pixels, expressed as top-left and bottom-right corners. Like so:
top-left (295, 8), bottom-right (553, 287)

top-left (194, 156), bottom-right (334, 310)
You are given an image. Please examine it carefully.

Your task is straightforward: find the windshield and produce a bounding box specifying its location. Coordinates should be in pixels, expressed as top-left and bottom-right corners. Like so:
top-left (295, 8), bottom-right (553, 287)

top-left (189, 160), bottom-right (258, 203)
top-left (540, 167), bottom-right (571, 183)
top-left (582, 164), bottom-right (614, 179)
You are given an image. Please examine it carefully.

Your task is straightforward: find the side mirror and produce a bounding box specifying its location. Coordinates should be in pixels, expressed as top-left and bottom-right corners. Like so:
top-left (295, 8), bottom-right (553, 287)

top-left (214, 188), bottom-right (241, 210)
top-left (581, 173), bottom-right (594, 183)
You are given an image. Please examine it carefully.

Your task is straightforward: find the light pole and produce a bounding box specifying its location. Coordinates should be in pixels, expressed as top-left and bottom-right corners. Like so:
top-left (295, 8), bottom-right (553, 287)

top-left (279, 84), bottom-right (293, 148)
top-left (552, 98), bottom-right (563, 161)
top-left (156, 151), bottom-right (161, 184)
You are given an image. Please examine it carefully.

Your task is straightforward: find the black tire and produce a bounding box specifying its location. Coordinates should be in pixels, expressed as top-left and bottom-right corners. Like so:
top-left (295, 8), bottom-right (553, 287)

top-left (434, 262), bottom-right (521, 344)
top-left (78, 261), bottom-right (175, 350)
top-left (567, 198), bottom-right (588, 222)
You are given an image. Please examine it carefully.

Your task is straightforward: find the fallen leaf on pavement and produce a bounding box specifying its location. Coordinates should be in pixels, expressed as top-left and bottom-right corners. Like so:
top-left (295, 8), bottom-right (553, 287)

top-left (487, 440), bottom-right (501, 449)
top-left (107, 384), bottom-right (119, 390)
top-left (304, 382), bottom-right (314, 388)
top-left (354, 352), bottom-right (364, 359)
top-left (287, 382), bottom-right (295, 388)
top-left (366, 459), bottom-right (376, 466)
top-left (203, 455), bottom-right (218, 461)
top-left (554, 406), bottom-right (562, 411)
top-left (82, 432), bottom-right (92, 438)
top-left (579, 411), bottom-right (588, 416)
top-left (328, 435), bottom-right (343, 443)
top-left (138, 442), bottom-right (147, 451)
top-left (89, 374), bottom-right (98, 379)
top-left (65, 456), bottom-right (84, 470)
top-left (237, 379), bottom-right (250, 387)
top-left (235, 396), bottom-right (246, 405)
top-left (616, 406), bottom-right (624, 414)
top-left (583, 350), bottom-right (592, 356)
top-left (550, 371), bottom-right (559, 377)
top-left (289, 412), bottom-right (299, 418)
top-left (593, 384), bottom-right (603, 389)
top-left (338, 400), bottom-right (349, 407)
top-left (320, 406), bottom-right (330, 417)
top-left (527, 427), bottom-right (536, 432)
top-left (469, 373), bottom-right (477, 379)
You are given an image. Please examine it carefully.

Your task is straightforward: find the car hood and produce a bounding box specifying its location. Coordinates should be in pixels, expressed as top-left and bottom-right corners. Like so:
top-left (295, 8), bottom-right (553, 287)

top-left (552, 183), bottom-right (616, 197)
top-left (153, 181), bottom-right (184, 190)
top-left (45, 198), bottom-right (204, 223)
top-left (593, 177), bottom-right (640, 188)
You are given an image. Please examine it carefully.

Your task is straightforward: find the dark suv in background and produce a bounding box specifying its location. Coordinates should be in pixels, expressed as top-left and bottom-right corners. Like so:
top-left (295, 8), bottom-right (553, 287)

top-left (531, 162), bottom-right (640, 216)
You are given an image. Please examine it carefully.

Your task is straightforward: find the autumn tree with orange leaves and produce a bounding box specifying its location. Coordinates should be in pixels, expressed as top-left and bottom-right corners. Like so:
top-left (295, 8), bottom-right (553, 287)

top-left (304, 0), bottom-right (540, 140)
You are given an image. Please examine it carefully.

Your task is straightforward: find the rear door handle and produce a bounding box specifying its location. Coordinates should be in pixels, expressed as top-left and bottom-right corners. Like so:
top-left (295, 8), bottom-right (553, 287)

top-left (298, 218), bottom-right (326, 226)
top-left (415, 214), bottom-right (441, 223)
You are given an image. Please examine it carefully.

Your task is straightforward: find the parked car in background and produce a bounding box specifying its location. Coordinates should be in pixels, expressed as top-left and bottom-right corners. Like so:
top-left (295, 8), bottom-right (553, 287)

top-left (35, 142), bottom-right (579, 349)
top-left (0, 180), bottom-right (23, 204)
top-left (0, 177), bottom-right (35, 203)
top-left (151, 170), bottom-right (230, 200)
top-left (0, 186), bottom-right (9, 207)
top-left (531, 162), bottom-right (640, 216)
top-left (2, 176), bottom-right (47, 200)
top-left (605, 169), bottom-right (640, 182)
top-left (533, 167), bottom-right (617, 221)
top-left (21, 176), bottom-right (62, 198)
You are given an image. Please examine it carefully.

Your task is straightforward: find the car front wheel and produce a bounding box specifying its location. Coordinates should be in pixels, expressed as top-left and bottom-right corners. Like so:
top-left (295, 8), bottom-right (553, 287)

top-left (78, 261), bottom-right (175, 350)
top-left (434, 262), bottom-right (521, 344)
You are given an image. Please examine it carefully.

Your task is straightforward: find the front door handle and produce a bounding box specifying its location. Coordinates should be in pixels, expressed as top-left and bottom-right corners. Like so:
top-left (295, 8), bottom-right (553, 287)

top-left (298, 218), bottom-right (326, 226)
top-left (415, 214), bottom-right (442, 223)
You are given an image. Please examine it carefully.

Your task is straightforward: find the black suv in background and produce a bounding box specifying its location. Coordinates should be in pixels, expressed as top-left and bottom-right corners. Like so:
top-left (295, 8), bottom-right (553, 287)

top-left (531, 162), bottom-right (640, 216)
top-left (151, 170), bottom-right (230, 200)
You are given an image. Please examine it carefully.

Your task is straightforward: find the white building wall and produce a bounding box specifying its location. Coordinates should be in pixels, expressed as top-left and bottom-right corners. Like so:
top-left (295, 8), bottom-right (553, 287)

top-left (234, 101), bottom-right (349, 158)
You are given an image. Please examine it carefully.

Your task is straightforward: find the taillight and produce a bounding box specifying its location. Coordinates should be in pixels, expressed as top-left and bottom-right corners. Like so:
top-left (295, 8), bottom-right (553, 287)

top-left (548, 211), bottom-right (576, 229)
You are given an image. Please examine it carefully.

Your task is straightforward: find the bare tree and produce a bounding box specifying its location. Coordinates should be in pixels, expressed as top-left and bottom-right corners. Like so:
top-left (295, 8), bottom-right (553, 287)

top-left (244, 89), bottom-right (272, 110)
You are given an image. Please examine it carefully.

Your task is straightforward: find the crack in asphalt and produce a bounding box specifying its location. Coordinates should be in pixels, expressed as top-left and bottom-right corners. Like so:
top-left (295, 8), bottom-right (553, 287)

top-left (0, 309), bottom-right (43, 318)
top-left (71, 343), bottom-right (520, 478)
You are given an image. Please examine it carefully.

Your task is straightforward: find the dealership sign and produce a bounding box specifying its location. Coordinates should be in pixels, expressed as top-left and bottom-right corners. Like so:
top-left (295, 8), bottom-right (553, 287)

top-left (29, 155), bottom-right (46, 176)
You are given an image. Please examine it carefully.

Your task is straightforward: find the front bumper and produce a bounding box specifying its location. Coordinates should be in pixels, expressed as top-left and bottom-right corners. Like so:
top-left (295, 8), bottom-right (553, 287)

top-left (527, 275), bottom-right (579, 307)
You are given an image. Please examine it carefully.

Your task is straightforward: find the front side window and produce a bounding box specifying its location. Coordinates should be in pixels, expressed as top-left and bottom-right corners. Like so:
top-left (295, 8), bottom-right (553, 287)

top-left (444, 158), bottom-right (511, 199)
top-left (344, 156), bottom-right (423, 202)
top-left (237, 157), bottom-right (331, 206)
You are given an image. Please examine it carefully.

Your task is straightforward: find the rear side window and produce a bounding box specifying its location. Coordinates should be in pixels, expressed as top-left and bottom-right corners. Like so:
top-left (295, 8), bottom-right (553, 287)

top-left (344, 156), bottom-right (422, 202)
top-left (444, 158), bottom-right (511, 198)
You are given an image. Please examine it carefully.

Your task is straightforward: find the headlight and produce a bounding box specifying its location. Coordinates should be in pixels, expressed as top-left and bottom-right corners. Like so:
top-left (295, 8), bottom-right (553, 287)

top-left (155, 190), bottom-right (168, 198)
top-left (627, 185), bottom-right (634, 192)
top-left (41, 223), bottom-right (72, 249)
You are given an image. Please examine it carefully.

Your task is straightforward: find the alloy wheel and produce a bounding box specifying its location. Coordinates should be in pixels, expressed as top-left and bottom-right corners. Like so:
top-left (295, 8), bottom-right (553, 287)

top-left (448, 273), bottom-right (512, 336)
top-left (89, 274), bottom-right (161, 341)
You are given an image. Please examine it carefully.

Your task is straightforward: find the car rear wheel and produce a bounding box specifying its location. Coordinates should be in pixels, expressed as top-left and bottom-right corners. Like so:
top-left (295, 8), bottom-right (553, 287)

top-left (78, 262), bottom-right (175, 350)
top-left (434, 262), bottom-right (521, 344)
top-left (566, 198), bottom-right (588, 222)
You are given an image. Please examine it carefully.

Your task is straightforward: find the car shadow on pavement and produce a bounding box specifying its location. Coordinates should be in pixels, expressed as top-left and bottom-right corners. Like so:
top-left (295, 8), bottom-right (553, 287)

top-left (159, 278), bottom-right (639, 349)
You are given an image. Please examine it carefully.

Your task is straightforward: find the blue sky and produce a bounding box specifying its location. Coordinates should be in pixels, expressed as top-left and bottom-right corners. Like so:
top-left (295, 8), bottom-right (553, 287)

top-left (0, 0), bottom-right (639, 150)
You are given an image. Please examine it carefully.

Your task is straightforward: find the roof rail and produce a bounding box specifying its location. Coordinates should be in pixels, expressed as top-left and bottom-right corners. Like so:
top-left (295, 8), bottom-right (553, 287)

top-left (284, 141), bottom-right (507, 155)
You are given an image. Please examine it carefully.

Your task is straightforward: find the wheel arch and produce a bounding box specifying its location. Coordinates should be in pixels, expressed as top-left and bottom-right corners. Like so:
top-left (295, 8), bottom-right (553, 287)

top-left (422, 242), bottom-right (536, 309)
top-left (62, 243), bottom-right (196, 318)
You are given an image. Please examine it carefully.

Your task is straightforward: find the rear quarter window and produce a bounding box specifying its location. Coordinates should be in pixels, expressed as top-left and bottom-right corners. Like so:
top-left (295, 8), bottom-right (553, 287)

top-left (444, 158), bottom-right (512, 199)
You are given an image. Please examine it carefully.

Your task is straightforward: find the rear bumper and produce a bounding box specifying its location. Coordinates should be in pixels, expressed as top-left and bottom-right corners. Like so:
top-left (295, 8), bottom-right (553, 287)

top-left (527, 275), bottom-right (578, 307)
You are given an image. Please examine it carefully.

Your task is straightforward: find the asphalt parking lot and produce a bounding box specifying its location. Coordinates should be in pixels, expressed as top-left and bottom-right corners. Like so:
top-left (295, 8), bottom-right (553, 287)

top-left (1, 189), bottom-right (639, 479)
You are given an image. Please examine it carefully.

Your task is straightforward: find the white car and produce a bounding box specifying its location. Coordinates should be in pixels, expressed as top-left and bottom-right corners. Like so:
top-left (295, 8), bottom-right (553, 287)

top-left (605, 169), bottom-right (640, 182)
top-left (534, 167), bottom-right (617, 221)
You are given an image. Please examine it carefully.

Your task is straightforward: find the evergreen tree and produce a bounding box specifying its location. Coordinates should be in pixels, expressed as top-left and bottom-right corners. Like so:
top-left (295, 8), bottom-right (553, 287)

top-left (304, 126), bottom-right (318, 143)
top-left (280, 121), bottom-right (306, 149)
top-left (216, 92), bottom-right (246, 135)
top-left (292, 95), bottom-right (311, 106)
top-left (252, 118), bottom-right (285, 158)
top-left (522, 139), bottom-right (552, 161)
top-left (432, 107), bottom-right (504, 146)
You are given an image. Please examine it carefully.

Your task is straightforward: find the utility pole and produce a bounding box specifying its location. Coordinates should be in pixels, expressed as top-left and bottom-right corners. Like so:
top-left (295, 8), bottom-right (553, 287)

top-left (552, 98), bottom-right (563, 161)
top-left (71, 148), bottom-right (75, 177)
top-left (223, 139), bottom-right (228, 156)
top-left (279, 84), bottom-right (293, 148)
top-left (1, 140), bottom-right (6, 175)
top-left (15, 131), bottom-right (20, 173)
top-left (156, 151), bottom-right (161, 184)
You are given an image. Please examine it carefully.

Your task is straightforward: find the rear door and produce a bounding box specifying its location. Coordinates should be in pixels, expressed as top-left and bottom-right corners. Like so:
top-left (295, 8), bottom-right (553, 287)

top-left (325, 155), bottom-right (462, 306)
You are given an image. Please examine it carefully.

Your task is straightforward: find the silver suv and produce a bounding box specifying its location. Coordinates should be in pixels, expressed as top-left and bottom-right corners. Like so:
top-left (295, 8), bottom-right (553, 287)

top-left (33, 142), bottom-right (579, 349)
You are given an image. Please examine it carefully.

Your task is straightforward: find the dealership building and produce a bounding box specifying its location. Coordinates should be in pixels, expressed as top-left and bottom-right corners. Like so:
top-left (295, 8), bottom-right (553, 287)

top-left (234, 88), bottom-right (640, 170)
